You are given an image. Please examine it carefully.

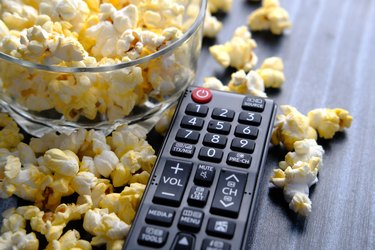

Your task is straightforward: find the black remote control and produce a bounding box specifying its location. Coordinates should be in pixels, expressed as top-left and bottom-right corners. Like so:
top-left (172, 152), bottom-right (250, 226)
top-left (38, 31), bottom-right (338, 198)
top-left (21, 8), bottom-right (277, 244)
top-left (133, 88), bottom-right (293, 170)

top-left (124, 86), bottom-right (277, 250)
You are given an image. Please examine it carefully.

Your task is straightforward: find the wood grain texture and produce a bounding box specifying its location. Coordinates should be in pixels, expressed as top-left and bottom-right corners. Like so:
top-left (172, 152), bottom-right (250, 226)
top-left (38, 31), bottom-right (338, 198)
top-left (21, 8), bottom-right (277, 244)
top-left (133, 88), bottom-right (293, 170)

top-left (197, 1), bottom-right (375, 250)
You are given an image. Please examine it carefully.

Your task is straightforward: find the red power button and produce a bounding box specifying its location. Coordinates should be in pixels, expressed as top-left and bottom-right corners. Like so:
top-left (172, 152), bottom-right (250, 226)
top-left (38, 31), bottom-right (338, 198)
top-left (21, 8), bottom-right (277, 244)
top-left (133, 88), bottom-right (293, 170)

top-left (192, 88), bottom-right (212, 104)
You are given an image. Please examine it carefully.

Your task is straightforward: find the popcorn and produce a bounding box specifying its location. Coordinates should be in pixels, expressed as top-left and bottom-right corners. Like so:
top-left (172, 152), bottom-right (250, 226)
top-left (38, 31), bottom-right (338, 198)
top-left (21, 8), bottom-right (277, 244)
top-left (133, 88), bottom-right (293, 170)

top-left (256, 57), bottom-right (285, 88)
top-left (0, 231), bottom-right (39, 250)
top-left (46, 230), bottom-right (92, 250)
top-left (248, 0), bottom-right (292, 35)
top-left (208, 0), bottom-right (233, 13)
top-left (1, 209), bottom-right (25, 233)
top-left (228, 70), bottom-right (267, 97)
top-left (39, 0), bottom-right (90, 33)
top-left (271, 159), bottom-right (321, 216)
top-left (0, 113), bottom-right (24, 149)
top-left (155, 104), bottom-right (177, 135)
top-left (43, 149), bottom-right (80, 177)
top-left (203, 8), bottom-right (223, 38)
top-left (85, 4), bottom-right (139, 58)
top-left (83, 208), bottom-right (131, 247)
top-left (94, 150), bottom-right (120, 178)
top-left (202, 77), bottom-right (229, 91)
top-left (272, 105), bottom-right (317, 151)
top-left (209, 26), bottom-right (258, 71)
top-left (279, 139), bottom-right (324, 170)
top-left (0, 0), bottom-right (193, 123)
top-left (308, 108), bottom-right (353, 139)
top-left (0, 0), bottom-right (38, 30)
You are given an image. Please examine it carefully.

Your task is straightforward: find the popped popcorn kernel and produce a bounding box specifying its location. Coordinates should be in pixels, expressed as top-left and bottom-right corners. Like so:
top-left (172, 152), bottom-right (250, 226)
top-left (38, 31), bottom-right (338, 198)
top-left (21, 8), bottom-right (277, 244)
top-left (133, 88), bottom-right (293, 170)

top-left (308, 108), bottom-right (353, 139)
top-left (43, 149), bottom-right (80, 177)
top-left (45, 229), bottom-right (92, 250)
top-left (272, 105), bottom-right (317, 151)
top-left (203, 8), bottom-right (223, 38)
top-left (271, 139), bottom-right (325, 216)
top-left (155, 104), bottom-right (177, 135)
top-left (248, 0), bottom-right (292, 35)
top-left (256, 57), bottom-right (285, 88)
top-left (279, 139), bottom-right (324, 170)
top-left (208, 0), bottom-right (233, 13)
top-left (228, 70), bottom-right (267, 97)
top-left (0, 231), bottom-right (39, 250)
top-left (0, 113), bottom-right (24, 149)
top-left (209, 26), bottom-right (258, 71)
top-left (202, 77), bottom-right (230, 91)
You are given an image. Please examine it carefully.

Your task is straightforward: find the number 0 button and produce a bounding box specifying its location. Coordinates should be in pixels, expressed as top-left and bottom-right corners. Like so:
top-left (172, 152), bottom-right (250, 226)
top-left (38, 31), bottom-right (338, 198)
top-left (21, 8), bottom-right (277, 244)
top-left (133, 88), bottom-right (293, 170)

top-left (199, 147), bottom-right (223, 163)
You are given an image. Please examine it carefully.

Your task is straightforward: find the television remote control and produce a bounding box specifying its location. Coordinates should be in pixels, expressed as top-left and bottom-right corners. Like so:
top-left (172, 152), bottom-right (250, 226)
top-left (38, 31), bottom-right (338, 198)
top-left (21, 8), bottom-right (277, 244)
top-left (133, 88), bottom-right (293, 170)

top-left (124, 86), bottom-right (277, 250)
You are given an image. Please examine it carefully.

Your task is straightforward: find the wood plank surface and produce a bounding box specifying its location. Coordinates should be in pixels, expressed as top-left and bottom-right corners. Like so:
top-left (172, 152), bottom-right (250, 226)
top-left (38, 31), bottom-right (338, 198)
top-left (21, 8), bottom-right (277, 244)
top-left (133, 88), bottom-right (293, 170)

top-left (197, 1), bottom-right (375, 249)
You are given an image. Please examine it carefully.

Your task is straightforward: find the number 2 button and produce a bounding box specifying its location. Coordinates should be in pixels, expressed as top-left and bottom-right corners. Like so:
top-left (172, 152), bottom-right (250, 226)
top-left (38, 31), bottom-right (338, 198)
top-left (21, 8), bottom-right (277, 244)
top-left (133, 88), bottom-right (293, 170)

top-left (212, 108), bottom-right (235, 121)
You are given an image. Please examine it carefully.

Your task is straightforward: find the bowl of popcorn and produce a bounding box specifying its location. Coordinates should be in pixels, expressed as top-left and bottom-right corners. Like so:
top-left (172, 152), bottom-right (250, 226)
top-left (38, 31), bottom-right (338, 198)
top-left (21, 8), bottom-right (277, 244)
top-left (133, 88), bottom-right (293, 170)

top-left (0, 0), bottom-right (206, 136)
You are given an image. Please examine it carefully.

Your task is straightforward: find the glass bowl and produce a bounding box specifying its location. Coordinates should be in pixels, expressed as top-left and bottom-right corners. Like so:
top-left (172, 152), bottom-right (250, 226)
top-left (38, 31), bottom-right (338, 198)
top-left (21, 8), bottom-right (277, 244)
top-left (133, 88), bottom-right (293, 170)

top-left (0, 0), bottom-right (206, 137)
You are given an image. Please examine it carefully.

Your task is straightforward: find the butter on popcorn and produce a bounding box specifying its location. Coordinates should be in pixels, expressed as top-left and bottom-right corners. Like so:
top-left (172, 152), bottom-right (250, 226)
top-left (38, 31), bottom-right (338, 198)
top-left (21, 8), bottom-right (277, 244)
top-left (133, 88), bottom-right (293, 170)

top-left (209, 26), bottom-right (258, 71)
top-left (272, 105), bottom-right (317, 151)
top-left (308, 108), bottom-right (353, 139)
top-left (248, 0), bottom-right (292, 35)
top-left (43, 149), bottom-right (80, 177)
top-left (0, 0), bottom-right (38, 30)
top-left (256, 57), bottom-right (285, 88)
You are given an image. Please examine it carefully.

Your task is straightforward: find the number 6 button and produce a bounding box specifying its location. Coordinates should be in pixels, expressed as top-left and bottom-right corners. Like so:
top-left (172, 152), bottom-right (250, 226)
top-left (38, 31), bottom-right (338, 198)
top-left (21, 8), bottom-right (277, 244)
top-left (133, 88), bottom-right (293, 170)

top-left (234, 125), bottom-right (258, 139)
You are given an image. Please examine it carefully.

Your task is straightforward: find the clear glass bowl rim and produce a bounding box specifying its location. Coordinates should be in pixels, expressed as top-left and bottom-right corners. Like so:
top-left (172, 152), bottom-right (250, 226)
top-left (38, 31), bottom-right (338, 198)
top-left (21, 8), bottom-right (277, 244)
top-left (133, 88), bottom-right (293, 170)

top-left (0, 0), bottom-right (207, 73)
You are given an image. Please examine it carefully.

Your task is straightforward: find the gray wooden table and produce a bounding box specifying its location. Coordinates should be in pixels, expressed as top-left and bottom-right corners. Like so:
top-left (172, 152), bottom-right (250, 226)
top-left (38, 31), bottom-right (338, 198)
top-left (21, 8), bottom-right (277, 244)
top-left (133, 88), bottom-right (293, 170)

top-left (197, 0), bottom-right (375, 249)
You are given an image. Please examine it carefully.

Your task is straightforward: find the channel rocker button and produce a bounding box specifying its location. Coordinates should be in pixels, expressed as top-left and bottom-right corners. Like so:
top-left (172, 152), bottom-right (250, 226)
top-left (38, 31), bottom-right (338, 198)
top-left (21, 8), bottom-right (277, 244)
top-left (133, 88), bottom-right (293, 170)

top-left (192, 87), bottom-right (212, 104)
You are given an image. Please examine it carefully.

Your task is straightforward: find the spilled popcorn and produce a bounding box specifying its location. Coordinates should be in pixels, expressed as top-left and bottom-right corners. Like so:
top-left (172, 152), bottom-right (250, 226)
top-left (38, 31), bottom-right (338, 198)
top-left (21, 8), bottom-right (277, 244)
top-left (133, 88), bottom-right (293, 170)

top-left (0, 0), bottom-right (199, 122)
top-left (248, 0), bottom-right (292, 35)
top-left (0, 112), bottom-right (156, 249)
top-left (210, 26), bottom-right (258, 71)
top-left (271, 139), bottom-right (324, 216)
top-left (271, 106), bottom-right (352, 216)
top-left (202, 57), bottom-right (285, 97)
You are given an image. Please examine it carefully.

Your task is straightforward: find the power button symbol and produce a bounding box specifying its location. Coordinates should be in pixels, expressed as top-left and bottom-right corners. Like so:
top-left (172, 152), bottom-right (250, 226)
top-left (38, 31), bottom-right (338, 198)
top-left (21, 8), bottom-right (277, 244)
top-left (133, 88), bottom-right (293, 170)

top-left (192, 87), bottom-right (212, 104)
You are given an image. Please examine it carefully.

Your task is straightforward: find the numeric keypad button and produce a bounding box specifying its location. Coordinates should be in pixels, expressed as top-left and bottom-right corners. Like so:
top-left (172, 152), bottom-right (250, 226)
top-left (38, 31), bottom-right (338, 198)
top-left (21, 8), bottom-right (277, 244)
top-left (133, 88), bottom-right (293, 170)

top-left (212, 108), bottom-right (235, 121)
top-left (231, 138), bottom-right (255, 153)
top-left (176, 129), bottom-right (200, 144)
top-left (186, 103), bottom-right (209, 117)
top-left (203, 133), bottom-right (227, 149)
top-left (181, 116), bottom-right (204, 130)
top-left (238, 111), bottom-right (262, 126)
top-left (234, 125), bottom-right (258, 139)
top-left (207, 120), bottom-right (231, 135)
top-left (198, 147), bottom-right (223, 163)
